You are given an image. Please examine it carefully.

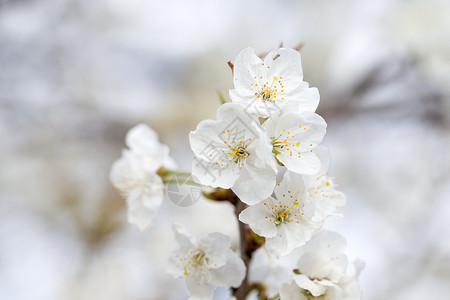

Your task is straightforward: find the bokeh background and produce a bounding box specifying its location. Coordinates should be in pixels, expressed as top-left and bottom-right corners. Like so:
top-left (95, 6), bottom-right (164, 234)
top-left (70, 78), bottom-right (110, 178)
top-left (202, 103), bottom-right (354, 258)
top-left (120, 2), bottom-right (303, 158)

top-left (1, 0), bottom-right (449, 299)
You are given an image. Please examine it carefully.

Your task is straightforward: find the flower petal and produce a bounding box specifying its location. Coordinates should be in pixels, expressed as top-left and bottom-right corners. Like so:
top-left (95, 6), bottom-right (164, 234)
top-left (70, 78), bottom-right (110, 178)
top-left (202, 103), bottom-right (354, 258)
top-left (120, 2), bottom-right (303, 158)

top-left (210, 249), bottom-right (246, 288)
top-left (313, 145), bottom-right (331, 174)
top-left (233, 47), bottom-right (263, 93)
top-left (172, 223), bottom-right (196, 252)
top-left (189, 119), bottom-right (228, 159)
top-left (126, 177), bottom-right (164, 231)
top-left (303, 230), bottom-right (347, 257)
top-left (274, 171), bottom-right (306, 202)
top-left (216, 102), bottom-right (258, 125)
top-left (286, 86), bottom-right (320, 113)
top-left (265, 222), bottom-right (313, 257)
top-left (232, 164), bottom-right (276, 205)
top-left (265, 48), bottom-right (304, 92)
top-left (199, 232), bottom-right (230, 268)
top-left (126, 123), bottom-right (159, 151)
top-left (166, 249), bottom-right (187, 278)
top-left (185, 276), bottom-right (216, 299)
top-left (239, 201), bottom-right (278, 238)
top-left (272, 110), bottom-right (327, 151)
top-left (296, 231), bottom-right (349, 283)
top-left (280, 281), bottom-right (308, 300)
top-left (278, 150), bottom-right (321, 175)
top-left (298, 252), bottom-right (348, 283)
top-left (126, 124), bottom-right (169, 167)
top-left (293, 274), bottom-right (329, 297)
top-left (191, 157), bottom-right (240, 188)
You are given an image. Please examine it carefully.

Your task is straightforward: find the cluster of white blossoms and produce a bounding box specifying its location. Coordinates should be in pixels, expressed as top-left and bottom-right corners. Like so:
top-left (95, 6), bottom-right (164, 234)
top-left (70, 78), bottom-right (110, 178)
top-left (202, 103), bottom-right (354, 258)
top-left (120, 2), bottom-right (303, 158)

top-left (190, 47), bottom-right (345, 257)
top-left (110, 47), bottom-right (363, 300)
top-left (247, 231), bottom-right (363, 300)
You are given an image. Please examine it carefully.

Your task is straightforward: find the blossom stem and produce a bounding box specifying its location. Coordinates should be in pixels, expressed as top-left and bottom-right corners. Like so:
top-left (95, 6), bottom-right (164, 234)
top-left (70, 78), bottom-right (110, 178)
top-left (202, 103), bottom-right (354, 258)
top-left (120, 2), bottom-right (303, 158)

top-left (158, 168), bottom-right (191, 177)
top-left (218, 90), bottom-right (228, 104)
top-left (162, 179), bottom-right (198, 185)
top-left (248, 283), bottom-right (268, 300)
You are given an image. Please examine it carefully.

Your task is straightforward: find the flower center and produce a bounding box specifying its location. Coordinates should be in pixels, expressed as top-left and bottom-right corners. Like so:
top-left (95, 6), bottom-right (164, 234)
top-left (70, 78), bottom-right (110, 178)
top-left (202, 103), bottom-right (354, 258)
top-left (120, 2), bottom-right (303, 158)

top-left (264, 197), bottom-right (303, 225)
top-left (113, 173), bottom-right (149, 198)
top-left (255, 76), bottom-right (282, 103)
top-left (228, 141), bottom-right (249, 165)
top-left (272, 200), bottom-right (299, 224)
top-left (183, 249), bottom-right (206, 276)
top-left (302, 289), bottom-right (327, 300)
top-left (309, 174), bottom-right (336, 198)
top-left (271, 128), bottom-right (309, 158)
top-left (272, 136), bottom-right (301, 149)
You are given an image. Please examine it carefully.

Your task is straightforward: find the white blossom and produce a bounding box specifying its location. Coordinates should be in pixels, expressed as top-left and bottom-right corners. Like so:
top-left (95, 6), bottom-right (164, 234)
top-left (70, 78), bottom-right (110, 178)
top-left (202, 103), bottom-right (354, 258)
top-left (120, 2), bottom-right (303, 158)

top-left (303, 146), bottom-right (346, 223)
top-left (125, 123), bottom-right (170, 166)
top-left (238, 147), bottom-right (346, 252)
top-left (110, 123), bottom-right (171, 231)
top-left (166, 224), bottom-right (246, 299)
top-left (338, 259), bottom-right (364, 300)
top-left (280, 231), bottom-right (363, 300)
top-left (239, 171), bottom-right (322, 257)
top-left (263, 104), bottom-right (327, 175)
top-left (189, 102), bottom-right (277, 205)
top-left (248, 247), bottom-right (295, 298)
top-left (229, 47), bottom-right (320, 118)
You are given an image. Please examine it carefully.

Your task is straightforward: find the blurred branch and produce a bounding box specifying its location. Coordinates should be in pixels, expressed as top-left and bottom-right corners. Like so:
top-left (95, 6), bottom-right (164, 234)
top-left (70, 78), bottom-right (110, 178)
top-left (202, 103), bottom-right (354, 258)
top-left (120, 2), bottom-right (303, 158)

top-left (320, 56), bottom-right (446, 127)
top-left (260, 42), bottom-right (304, 60)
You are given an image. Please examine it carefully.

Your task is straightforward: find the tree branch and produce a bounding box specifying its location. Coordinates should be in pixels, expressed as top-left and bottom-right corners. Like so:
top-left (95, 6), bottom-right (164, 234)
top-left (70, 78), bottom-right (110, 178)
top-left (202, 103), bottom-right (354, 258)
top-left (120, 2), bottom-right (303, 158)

top-left (233, 198), bottom-right (250, 300)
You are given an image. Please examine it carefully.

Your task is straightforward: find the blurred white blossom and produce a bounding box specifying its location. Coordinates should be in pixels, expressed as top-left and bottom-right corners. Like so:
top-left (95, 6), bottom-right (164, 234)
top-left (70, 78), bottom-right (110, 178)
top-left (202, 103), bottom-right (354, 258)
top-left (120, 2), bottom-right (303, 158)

top-left (303, 146), bottom-right (346, 223)
top-left (248, 247), bottom-right (295, 298)
top-left (166, 224), bottom-right (245, 300)
top-left (280, 231), bottom-right (363, 300)
top-left (110, 124), bottom-right (171, 231)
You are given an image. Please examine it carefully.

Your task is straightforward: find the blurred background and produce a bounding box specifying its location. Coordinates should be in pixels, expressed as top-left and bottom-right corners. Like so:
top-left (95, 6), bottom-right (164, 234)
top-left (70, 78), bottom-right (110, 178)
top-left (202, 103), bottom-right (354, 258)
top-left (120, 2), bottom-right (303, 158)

top-left (1, 0), bottom-right (449, 299)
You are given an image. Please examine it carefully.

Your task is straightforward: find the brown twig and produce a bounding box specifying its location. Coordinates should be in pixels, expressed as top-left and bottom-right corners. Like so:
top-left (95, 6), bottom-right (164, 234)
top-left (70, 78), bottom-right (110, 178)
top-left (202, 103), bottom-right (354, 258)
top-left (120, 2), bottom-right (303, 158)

top-left (204, 189), bottom-right (264, 298)
top-left (293, 42), bottom-right (304, 52)
top-left (233, 198), bottom-right (250, 300)
top-left (227, 61), bottom-right (234, 74)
